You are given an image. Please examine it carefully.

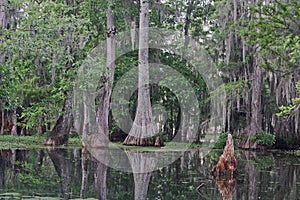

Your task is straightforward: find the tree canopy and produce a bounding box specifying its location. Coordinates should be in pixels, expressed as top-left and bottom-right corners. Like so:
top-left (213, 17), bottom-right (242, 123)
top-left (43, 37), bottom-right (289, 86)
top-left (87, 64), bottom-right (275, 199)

top-left (0, 0), bottom-right (299, 149)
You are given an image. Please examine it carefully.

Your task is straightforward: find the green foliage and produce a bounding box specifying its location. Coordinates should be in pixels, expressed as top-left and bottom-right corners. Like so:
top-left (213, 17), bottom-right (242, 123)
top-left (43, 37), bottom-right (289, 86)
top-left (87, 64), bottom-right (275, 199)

top-left (277, 82), bottom-right (300, 118)
top-left (0, 135), bottom-right (46, 149)
top-left (277, 105), bottom-right (297, 118)
top-left (213, 132), bottom-right (238, 149)
top-left (0, 135), bottom-right (81, 148)
top-left (68, 134), bottom-right (82, 146)
top-left (207, 149), bottom-right (224, 167)
top-left (243, 0), bottom-right (300, 72)
top-left (0, 0), bottom-right (108, 131)
top-left (252, 130), bottom-right (276, 146)
top-left (215, 80), bottom-right (248, 101)
top-left (1, 0), bottom-right (299, 149)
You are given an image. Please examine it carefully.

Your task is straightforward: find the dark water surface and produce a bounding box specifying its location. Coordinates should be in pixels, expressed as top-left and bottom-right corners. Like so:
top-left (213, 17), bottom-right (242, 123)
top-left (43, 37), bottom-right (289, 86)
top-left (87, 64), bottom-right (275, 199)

top-left (0, 148), bottom-right (299, 200)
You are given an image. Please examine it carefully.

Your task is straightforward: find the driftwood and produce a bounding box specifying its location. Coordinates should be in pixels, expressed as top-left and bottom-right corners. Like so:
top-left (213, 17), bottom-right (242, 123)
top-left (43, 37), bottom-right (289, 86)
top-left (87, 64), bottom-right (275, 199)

top-left (212, 133), bottom-right (238, 177)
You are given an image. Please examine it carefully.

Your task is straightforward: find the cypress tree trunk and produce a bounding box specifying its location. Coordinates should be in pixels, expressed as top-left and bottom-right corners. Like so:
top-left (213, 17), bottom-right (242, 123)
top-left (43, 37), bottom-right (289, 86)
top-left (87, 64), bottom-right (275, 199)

top-left (10, 108), bottom-right (17, 135)
top-left (0, 110), bottom-right (4, 135)
top-left (124, 0), bottom-right (157, 146)
top-left (0, 0), bottom-right (17, 136)
top-left (85, 0), bottom-right (116, 147)
top-left (0, 0), bottom-right (8, 63)
top-left (244, 62), bottom-right (263, 149)
top-left (243, 0), bottom-right (263, 149)
top-left (45, 0), bottom-right (80, 146)
top-left (45, 93), bottom-right (73, 145)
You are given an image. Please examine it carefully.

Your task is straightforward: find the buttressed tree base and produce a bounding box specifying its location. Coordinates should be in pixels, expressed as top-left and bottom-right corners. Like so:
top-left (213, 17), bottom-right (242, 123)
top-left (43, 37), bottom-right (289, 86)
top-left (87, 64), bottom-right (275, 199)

top-left (212, 133), bottom-right (238, 177)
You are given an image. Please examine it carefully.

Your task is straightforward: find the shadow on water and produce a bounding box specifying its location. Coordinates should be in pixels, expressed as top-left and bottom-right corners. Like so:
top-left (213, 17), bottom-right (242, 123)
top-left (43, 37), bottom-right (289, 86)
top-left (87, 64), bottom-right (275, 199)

top-left (0, 148), bottom-right (299, 199)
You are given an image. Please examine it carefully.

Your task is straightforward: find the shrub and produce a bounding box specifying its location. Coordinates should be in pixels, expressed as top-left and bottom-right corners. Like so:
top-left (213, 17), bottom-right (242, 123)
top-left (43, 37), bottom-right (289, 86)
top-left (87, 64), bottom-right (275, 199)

top-left (252, 130), bottom-right (275, 146)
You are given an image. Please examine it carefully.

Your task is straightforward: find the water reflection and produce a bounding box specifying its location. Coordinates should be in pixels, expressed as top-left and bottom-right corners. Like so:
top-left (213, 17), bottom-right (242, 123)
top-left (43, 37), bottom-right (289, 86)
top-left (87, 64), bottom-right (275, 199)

top-left (88, 147), bottom-right (156, 200)
top-left (213, 176), bottom-right (236, 200)
top-left (94, 160), bottom-right (107, 200)
top-left (47, 148), bottom-right (72, 200)
top-left (91, 148), bottom-right (109, 200)
top-left (0, 149), bottom-right (299, 199)
top-left (80, 149), bottom-right (89, 198)
top-left (125, 150), bottom-right (155, 200)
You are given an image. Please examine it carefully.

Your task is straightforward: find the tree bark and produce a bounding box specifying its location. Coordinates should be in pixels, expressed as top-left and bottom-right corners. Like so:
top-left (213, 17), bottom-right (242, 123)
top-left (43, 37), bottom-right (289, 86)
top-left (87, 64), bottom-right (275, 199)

top-left (212, 133), bottom-right (237, 176)
top-left (10, 108), bottom-right (17, 135)
top-left (84, 0), bottom-right (116, 147)
top-left (183, 0), bottom-right (194, 54)
top-left (0, 0), bottom-right (8, 63)
top-left (0, 110), bottom-right (4, 135)
top-left (124, 0), bottom-right (157, 146)
top-left (0, 0), bottom-right (8, 136)
top-left (45, 92), bottom-right (73, 145)
top-left (244, 56), bottom-right (263, 149)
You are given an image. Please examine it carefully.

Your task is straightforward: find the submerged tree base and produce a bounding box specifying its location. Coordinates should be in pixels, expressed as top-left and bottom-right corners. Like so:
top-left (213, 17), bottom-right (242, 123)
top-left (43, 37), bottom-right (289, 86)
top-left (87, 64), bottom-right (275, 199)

top-left (45, 135), bottom-right (68, 146)
top-left (123, 136), bottom-right (164, 147)
top-left (212, 133), bottom-right (238, 177)
top-left (44, 115), bottom-right (69, 146)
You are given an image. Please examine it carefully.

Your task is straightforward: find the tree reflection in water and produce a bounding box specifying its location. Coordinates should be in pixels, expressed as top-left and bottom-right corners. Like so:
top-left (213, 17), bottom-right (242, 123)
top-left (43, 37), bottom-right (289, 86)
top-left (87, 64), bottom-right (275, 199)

top-left (86, 147), bottom-right (109, 200)
top-left (80, 148), bottom-right (89, 198)
top-left (94, 155), bottom-right (108, 200)
top-left (0, 149), bottom-right (299, 199)
top-left (243, 151), bottom-right (259, 200)
top-left (213, 176), bottom-right (237, 200)
top-left (47, 148), bottom-right (72, 200)
top-left (125, 150), bottom-right (157, 200)
top-left (89, 147), bottom-right (157, 200)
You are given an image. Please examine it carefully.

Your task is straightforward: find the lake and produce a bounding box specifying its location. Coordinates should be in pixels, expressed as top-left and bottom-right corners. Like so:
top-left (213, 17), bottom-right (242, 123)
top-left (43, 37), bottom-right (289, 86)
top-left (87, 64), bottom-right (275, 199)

top-left (0, 147), bottom-right (299, 199)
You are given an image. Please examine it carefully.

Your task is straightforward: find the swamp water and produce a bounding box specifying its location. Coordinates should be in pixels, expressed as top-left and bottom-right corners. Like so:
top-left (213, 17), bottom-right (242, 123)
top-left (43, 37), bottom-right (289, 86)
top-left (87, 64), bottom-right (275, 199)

top-left (0, 148), bottom-right (299, 200)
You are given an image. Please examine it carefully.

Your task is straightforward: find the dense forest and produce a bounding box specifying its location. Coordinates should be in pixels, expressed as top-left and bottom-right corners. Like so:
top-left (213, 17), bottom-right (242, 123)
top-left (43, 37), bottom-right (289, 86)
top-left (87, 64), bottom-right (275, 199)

top-left (0, 0), bottom-right (299, 149)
